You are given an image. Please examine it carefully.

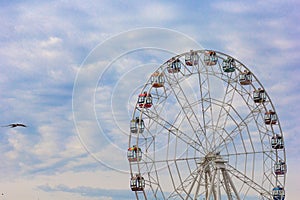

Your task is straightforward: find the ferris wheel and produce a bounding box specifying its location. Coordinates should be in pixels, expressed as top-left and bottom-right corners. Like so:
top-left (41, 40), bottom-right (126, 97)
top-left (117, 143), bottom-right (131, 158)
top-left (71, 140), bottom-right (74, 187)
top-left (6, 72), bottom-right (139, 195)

top-left (127, 50), bottom-right (287, 200)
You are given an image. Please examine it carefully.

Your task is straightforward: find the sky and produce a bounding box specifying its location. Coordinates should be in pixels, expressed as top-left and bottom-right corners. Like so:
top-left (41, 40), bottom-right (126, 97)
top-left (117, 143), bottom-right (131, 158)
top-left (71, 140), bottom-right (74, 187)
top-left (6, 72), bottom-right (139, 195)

top-left (0, 0), bottom-right (299, 199)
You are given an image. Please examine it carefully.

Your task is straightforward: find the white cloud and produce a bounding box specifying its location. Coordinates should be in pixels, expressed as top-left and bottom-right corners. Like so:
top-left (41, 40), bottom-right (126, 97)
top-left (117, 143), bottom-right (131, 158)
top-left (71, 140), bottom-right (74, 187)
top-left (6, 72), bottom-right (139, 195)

top-left (139, 2), bottom-right (178, 22)
top-left (212, 1), bottom-right (253, 14)
top-left (40, 36), bottom-right (63, 48)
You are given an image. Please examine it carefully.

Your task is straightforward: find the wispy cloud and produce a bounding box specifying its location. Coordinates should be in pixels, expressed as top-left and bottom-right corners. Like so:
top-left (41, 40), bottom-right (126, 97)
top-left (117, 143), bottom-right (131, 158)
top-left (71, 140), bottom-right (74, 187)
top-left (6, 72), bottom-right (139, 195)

top-left (38, 184), bottom-right (133, 200)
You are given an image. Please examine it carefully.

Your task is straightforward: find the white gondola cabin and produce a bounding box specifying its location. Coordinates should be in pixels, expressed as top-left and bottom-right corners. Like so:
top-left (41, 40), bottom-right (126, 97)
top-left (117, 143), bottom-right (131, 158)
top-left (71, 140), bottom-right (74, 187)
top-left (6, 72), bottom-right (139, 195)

top-left (167, 58), bottom-right (181, 73)
top-left (151, 71), bottom-right (164, 88)
top-left (272, 186), bottom-right (285, 200)
top-left (138, 92), bottom-right (152, 108)
top-left (204, 50), bottom-right (218, 66)
top-left (222, 57), bottom-right (235, 72)
top-left (239, 70), bottom-right (252, 85)
top-left (274, 160), bottom-right (287, 175)
top-left (130, 174), bottom-right (145, 191)
top-left (253, 88), bottom-right (266, 103)
top-left (271, 134), bottom-right (284, 149)
top-left (127, 145), bottom-right (142, 162)
top-left (130, 117), bottom-right (144, 133)
top-left (265, 110), bottom-right (278, 125)
top-left (185, 50), bottom-right (199, 66)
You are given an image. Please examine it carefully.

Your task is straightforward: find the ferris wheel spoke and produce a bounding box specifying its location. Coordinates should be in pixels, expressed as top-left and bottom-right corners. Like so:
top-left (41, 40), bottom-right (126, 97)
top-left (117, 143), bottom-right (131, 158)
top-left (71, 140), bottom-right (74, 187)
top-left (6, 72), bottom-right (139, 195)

top-left (207, 98), bottom-right (240, 150)
top-left (214, 77), bottom-right (238, 140)
top-left (222, 150), bottom-right (273, 157)
top-left (142, 100), bottom-right (206, 155)
top-left (139, 156), bottom-right (203, 166)
top-left (213, 108), bottom-right (258, 154)
top-left (167, 166), bottom-right (201, 199)
top-left (226, 163), bottom-right (271, 199)
top-left (146, 111), bottom-right (204, 155)
top-left (196, 67), bottom-right (216, 151)
top-left (163, 74), bottom-right (208, 151)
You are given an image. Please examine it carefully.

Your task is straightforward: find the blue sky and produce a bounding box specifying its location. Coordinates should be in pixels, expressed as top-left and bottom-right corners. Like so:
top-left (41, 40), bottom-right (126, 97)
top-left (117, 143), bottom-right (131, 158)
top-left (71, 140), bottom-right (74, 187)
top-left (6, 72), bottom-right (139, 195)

top-left (0, 0), bottom-right (299, 199)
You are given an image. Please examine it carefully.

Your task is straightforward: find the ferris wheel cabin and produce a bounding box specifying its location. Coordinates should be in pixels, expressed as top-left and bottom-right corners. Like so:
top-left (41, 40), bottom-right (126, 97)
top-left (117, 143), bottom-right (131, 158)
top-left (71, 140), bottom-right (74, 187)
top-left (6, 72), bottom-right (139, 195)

top-left (239, 70), bottom-right (252, 85)
top-left (204, 50), bottom-right (218, 66)
top-left (253, 88), bottom-right (266, 103)
top-left (274, 160), bottom-right (287, 175)
top-left (265, 110), bottom-right (278, 125)
top-left (185, 50), bottom-right (199, 66)
top-left (130, 174), bottom-right (145, 191)
top-left (271, 134), bottom-right (284, 149)
top-left (222, 57), bottom-right (236, 73)
top-left (130, 117), bottom-right (145, 133)
top-left (127, 145), bottom-right (142, 162)
top-left (272, 186), bottom-right (285, 200)
top-left (138, 92), bottom-right (152, 108)
top-left (167, 58), bottom-right (181, 73)
top-left (151, 71), bottom-right (165, 88)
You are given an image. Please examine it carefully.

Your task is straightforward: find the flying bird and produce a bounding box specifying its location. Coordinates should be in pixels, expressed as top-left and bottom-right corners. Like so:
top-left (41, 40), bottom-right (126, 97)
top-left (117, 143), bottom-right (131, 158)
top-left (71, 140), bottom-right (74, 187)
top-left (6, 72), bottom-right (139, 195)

top-left (2, 123), bottom-right (27, 128)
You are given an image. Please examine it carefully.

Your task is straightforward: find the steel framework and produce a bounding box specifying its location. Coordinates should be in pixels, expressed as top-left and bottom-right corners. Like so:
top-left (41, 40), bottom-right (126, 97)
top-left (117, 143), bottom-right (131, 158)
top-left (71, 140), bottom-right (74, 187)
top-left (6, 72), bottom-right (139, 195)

top-left (128, 50), bottom-right (286, 199)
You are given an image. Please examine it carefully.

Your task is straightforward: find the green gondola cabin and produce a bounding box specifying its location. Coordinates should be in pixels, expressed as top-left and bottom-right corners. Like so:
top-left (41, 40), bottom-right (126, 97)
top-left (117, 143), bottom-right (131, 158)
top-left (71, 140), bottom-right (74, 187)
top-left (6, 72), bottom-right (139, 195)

top-left (222, 57), bottom-right (235, 72)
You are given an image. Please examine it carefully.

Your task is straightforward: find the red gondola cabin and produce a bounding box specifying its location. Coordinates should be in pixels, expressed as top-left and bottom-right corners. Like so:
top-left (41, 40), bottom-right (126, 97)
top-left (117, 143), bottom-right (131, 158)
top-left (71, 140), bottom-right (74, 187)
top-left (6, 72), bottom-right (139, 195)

top-left (138, 92), bottom-right (152, 108)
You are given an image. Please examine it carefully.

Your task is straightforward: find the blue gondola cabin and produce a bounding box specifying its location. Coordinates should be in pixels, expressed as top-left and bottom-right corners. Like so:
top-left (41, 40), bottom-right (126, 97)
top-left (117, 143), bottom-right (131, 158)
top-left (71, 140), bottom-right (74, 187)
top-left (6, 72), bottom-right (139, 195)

top-left (272, 186), bottom-right (285, 200)
top-left (271, 134), bottom-right (284, 149)
top-left (138, 92), bottom-right (152, 108)
top-left (130, 174), bottom-right (145, 191)
top-left (239, 70), bottom-right (252, 85)
top-left (151, 71), bottom-right (164, 88)
top-left (185, 50), bottom-right (199, 66)
top-left (127, 145), bottom-right (142, 162)
top-left (222, 57), bottom-right (235, 72)
top-left (253, 88), bottom-right (266, 103)
top-left (167, 58), bottom-right (181, 73)
top-left (265, 110), bottom-right (277, 125)
top-left (204, 50), bottom-right (218, 66)
top-left (130, 117), bottom-right (144, 133)
top-left (274, 160), bottom-right (287, 175)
